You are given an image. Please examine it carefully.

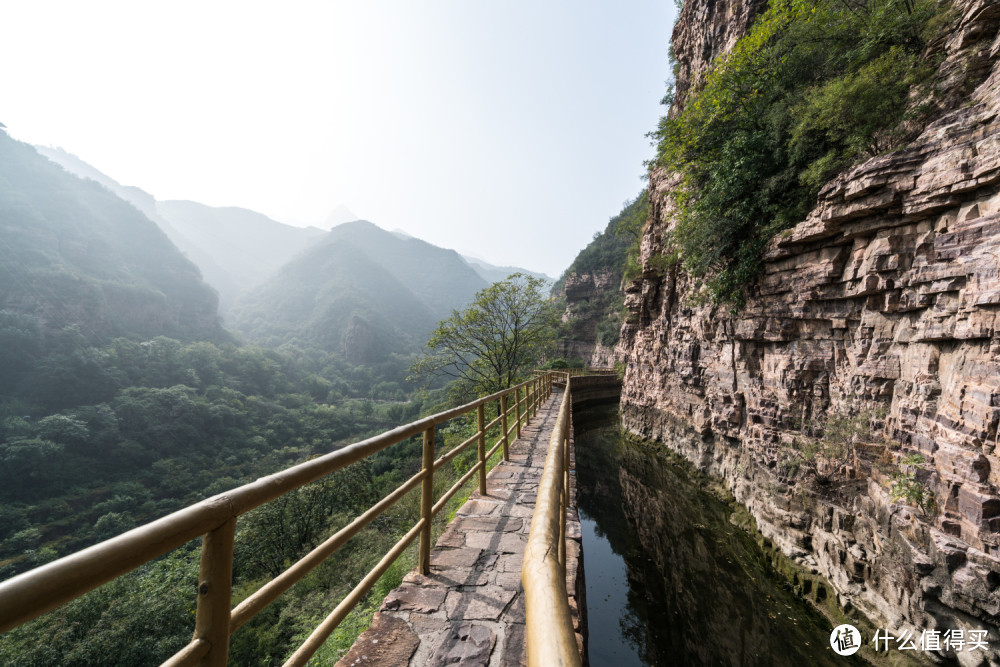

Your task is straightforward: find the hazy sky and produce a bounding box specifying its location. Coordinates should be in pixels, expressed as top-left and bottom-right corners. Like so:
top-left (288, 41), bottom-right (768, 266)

top-left (2, 1), bottom-right (677, 277)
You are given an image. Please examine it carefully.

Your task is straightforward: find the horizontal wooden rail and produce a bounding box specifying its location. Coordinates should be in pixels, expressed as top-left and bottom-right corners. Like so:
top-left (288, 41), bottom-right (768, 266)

top-left (285, 519), bottom-right (427, 667)
top-left (0, 372), bottom-right (558, 666)
top-left (229, 468), bottom-right (427, 632)
top-left (522, 374), bottom-right (581, 667)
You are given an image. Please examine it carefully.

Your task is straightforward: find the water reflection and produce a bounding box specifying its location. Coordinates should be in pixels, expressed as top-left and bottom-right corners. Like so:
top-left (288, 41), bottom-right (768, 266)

top-left (575, 406), bottom-right (858, 666)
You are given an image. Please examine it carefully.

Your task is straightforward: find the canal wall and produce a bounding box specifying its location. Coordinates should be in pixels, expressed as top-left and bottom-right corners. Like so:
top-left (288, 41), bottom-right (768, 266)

top-left (568, 375), bottom-right (621, 410)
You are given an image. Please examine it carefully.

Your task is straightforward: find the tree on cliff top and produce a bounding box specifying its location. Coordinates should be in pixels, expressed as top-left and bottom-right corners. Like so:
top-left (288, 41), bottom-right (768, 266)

top-left (408, 273), bottom-right (559, 398)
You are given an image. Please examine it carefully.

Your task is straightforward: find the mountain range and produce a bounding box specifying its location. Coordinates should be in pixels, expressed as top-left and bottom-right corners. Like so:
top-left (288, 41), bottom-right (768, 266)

top-left (35, 147), bottom-right (326, 311)
top-left (20, 141), bottom-right (555, 369)
top-left (229, 220), bottom-right (488, 362)
top-left (36, 147), bottom-right (551, 316)
top-left (0, 132), bottom-right (225, 348)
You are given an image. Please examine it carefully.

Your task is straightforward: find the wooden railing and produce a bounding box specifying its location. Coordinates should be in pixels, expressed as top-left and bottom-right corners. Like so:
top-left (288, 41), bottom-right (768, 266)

top-left (521, 375), bottom-right (582, 667)
top-left (0, 373), bottom-right (556, 666)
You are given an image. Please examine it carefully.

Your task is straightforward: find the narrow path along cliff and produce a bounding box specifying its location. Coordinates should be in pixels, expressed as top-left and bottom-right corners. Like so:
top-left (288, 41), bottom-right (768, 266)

top-left (337, 389), bottom-right (583, 667)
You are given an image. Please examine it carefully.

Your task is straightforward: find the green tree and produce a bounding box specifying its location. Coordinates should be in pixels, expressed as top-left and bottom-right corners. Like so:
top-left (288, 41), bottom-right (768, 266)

top-left (409, 273), bottom-right (559, 397)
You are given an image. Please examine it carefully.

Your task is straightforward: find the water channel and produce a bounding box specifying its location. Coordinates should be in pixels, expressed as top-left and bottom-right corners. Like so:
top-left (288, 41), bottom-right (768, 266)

top-left (575, 404), bottom-right (863, 666)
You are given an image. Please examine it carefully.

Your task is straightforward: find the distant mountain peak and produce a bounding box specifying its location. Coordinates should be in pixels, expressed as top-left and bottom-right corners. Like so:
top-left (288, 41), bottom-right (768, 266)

top-left (460, 255), bottom-right (554, 285)
top-left (325, 205), bottom-right (360, 227)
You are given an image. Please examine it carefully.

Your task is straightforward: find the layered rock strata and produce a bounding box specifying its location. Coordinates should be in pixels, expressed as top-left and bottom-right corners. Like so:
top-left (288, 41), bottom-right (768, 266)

top-left (618, 0), bottom-right (1000, 663)
top-left (558, 270), bottom-right (618, 367)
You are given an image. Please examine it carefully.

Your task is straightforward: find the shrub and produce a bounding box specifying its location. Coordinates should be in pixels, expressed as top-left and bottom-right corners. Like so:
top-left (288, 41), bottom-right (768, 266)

top-left (650, 0), bottom-right (946, 307)
top-left (891, 454), bottom-right (938, 516)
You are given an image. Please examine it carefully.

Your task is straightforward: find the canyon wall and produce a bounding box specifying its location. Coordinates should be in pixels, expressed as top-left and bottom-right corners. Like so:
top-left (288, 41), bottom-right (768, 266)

top-left (558, 270), bottom-right (618, 367)
top-left (618, 0), bottom-right (1000, 662)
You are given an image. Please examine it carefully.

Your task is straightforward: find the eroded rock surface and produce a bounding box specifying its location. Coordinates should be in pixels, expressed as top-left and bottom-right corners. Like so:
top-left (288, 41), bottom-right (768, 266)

top-left (558, 269), bottom-right (618, 367)
top-left (618, 0), bottom-right (1000, 662)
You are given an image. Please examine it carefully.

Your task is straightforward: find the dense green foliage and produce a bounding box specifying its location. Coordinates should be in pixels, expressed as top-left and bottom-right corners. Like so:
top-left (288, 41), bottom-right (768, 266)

top-left (0, 548), bottom-right (201, 666)
top-left (0, 334), bottom-right (434, 576)
top-left (651, 0), bottom-right (947, 306)
top-left (0, 333), bottom-right (517, 665)
top-left (410, 273), bottom-right (560, 398)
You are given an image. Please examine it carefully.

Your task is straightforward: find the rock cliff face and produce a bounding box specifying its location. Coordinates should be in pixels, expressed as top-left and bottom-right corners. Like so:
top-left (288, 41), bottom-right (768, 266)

top-left (619, 0), bottom-right (1000, 661)
top-left (558, 270), bottom-right (618, 366)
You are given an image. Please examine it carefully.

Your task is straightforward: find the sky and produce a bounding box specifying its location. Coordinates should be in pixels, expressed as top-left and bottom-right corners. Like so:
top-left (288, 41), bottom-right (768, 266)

top-left (1, 1), bottom-right (678, 278)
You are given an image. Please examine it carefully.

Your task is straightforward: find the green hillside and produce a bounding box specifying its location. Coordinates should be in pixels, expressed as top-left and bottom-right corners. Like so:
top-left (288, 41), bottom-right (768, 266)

top-left (553, 191), bottom-right (647, 353)
top-left (33, 146), bottom-right (243, 308)
top-left (325, 220), bottom-right (489, 315)
top-left (156, 200), bottom-right (325, 309)
top-left (230, 220), bottom-right (488, 361)
top-left (33, 147), bottom-right (327, 311)
top-left (230, 241), bottom-right (437, 363)
top-left (0, 131), bottom-right (225, 397)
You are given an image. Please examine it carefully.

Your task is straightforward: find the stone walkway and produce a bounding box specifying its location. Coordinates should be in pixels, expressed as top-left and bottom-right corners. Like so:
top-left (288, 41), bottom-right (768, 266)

top-left (337, 388), bottom-right (583, 667)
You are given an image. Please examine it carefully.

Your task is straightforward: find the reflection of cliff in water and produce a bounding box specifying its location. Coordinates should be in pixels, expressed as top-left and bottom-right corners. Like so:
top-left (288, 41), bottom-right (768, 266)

top-left (575, 406), bottom-right (858, 666)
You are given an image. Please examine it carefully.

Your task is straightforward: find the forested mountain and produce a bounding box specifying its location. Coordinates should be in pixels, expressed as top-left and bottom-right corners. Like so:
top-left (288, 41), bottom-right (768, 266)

top-left (0, 132), bottom-right (447, 658)
top-left (383, 227), bottom-right (550, 286)
top-left (325, 220), bottom-right (488, 315)
top-left (32, 146), bottom-right (239, 303)
top-left (230, 220), bottom-right (488, 361)
top-left (156, 200), bottom-right (326, 310)
top-left (0, 134), bottom-right (533, 665)
top-left (0, 132), bottom-right (225, 395)
top-left (35, 147), bottom-right (326, 311)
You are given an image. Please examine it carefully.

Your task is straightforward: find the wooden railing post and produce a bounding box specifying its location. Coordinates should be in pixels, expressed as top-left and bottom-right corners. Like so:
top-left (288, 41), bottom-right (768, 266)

top-left (526, 382), bottom-right (532, 422)
top-left (500, 393), bottom-right (510, 461)
top-left (193, 518), bottom-right (235, 667)
top-left (419, 425), bottom-right (435, 575)
top-left (530, 379), bottom-right (537, 419)
top-left (515, 387), bottom-right (522, 439)
top-left (477, 403), bottom-right (487, 496)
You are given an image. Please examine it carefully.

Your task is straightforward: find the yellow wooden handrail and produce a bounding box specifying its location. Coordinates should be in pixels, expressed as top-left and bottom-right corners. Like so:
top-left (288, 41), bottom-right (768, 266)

top-left (0, 372), bottom-right (557, 667)
top-left (521, 373), bottom-right (582, 667)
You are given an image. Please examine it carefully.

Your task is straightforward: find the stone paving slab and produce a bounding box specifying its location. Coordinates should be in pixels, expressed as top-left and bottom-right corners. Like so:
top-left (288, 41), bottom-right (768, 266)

top-left (337, 389), bottom-right (583, 667)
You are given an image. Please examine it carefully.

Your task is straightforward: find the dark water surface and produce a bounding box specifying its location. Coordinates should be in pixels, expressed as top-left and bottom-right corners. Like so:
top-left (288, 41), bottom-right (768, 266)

top-left (575, 405), bottom-right (858, 667)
